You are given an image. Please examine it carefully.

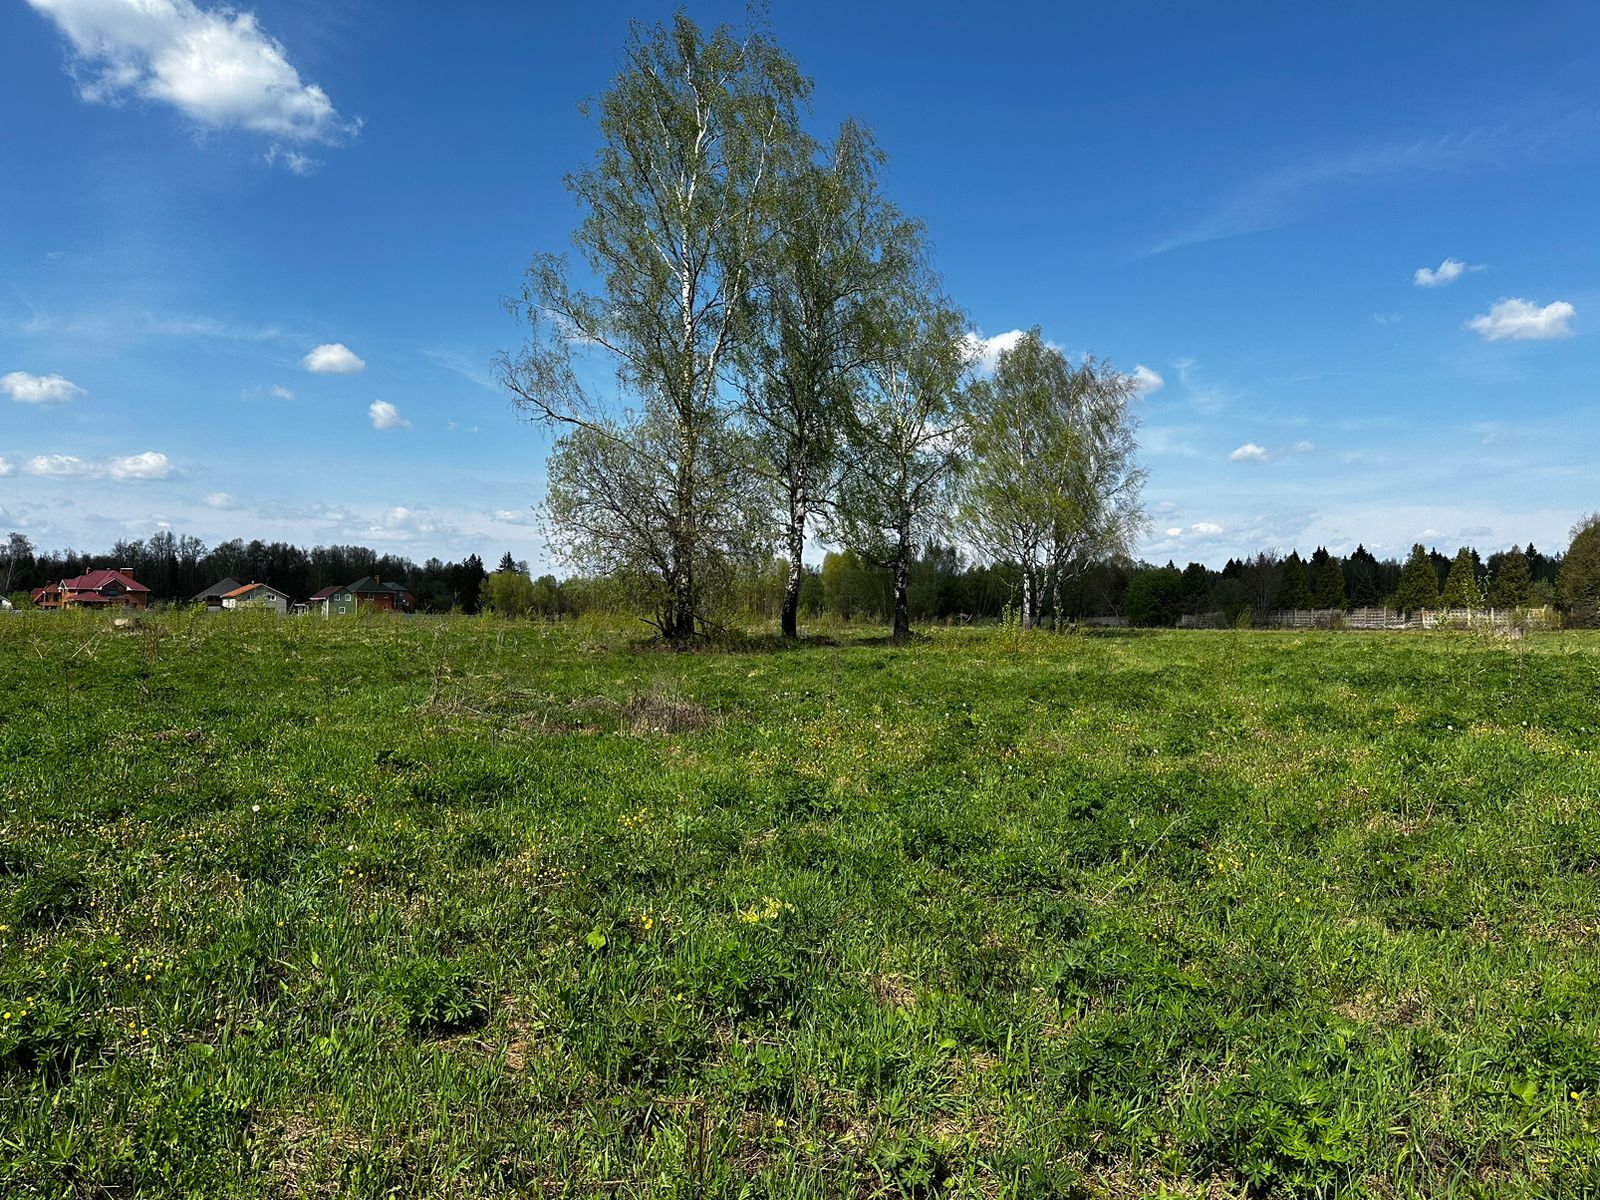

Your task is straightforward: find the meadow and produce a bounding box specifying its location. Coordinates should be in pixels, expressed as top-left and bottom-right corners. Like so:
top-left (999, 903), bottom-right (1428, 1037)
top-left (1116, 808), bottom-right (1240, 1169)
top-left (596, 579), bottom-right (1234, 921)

top-left (2, 611), bottom-right (1599, 1198)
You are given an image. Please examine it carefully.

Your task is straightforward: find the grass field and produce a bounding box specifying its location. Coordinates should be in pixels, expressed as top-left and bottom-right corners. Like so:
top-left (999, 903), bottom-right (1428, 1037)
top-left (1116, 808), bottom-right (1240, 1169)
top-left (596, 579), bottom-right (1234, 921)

top-left (2, 612), bottom-right (1599, 1198)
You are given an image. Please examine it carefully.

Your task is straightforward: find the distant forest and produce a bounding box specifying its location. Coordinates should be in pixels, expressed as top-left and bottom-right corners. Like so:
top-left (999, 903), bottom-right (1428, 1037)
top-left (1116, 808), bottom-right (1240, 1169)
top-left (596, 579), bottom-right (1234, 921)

top-left (3, 527), bottom-right (1590, 627)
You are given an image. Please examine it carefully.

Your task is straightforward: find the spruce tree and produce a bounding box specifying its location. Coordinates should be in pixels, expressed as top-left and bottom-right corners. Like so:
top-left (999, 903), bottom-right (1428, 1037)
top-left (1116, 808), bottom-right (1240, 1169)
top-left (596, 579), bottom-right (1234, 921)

top-left (1486, 547), bottom-right (1531, 608)
top-left (1313, 554), bottom-right (1345, 609)
top-left (1438, 547), bottom-right (1481, 609)
top-left (1394, 543), bottom-right (1439, 613)
top-left (1278, 551), bottom-right (1311, 610)
top-left (1559, 515), bottom-right (1600, 626)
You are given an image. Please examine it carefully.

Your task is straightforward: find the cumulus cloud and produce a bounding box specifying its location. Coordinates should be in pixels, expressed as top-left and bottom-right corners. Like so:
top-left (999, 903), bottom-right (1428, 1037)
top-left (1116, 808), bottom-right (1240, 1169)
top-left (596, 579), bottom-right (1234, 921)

top-left (0, 456), bottom-right (13, 477)
top-left (1191, 522), bottom-right (1224, 535)
top-left (269, 384), bottom-right (294, 400)
top-left (24, 451), bottom-right (174, 480)
top-left (1466, 298), bottom-right (1576, 341)
top-left (1229, 442), bottom-right (1269, 463)
top-left (1165, 526), bottom-right (1182, 537)
top-left (368, 400), bottom-right (409, 431)
top-left (25, 0), bottom-right (359, 147)
top-left (110, 451), bottom-right (174, 480)
top-left (2, 370), bottom-right (85, 404)
top-left (1131, 365), bottom-right (1164, 396)
top-left (302, 343), bottom-right (365, 373)
top-left (26, 454), bottom-right (96, 478)
top-left (1413, 257), bottom-right (1479, 287)
top-left (204, 491), bottom-right (234, 508)
top-left (963, 329), bottom-right (1027, 375)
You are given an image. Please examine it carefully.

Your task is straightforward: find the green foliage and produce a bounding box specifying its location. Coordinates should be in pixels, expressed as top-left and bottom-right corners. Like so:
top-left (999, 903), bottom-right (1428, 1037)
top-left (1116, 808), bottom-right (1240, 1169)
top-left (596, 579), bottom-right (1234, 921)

top-left (381, 958), bottom-right (487, 1035)
top-left (3, 611), bottom-right (1600, 1197)
top-left (1560, 515), bottom-right (1600, 625)
top-left (1489, 547), bottom-right (1533, 608)
top-left (1394, 543), bottom-right (1439, 614)
top-left (482, 569), bottom-right (536, 618)
top-left (1279, 552), bottom-right (1312, 610)
top-left (1123, 566), bottom-right (1183, 626)
top-left (1313, 554), bottom-right (1346, 610)
top-left (1438, 547), bottom-right (1483, 610)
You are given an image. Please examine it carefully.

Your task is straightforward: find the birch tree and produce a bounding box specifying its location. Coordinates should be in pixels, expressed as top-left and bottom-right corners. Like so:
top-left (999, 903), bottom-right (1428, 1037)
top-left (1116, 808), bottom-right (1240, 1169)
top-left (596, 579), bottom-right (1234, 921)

top-left (832, 300), bottom-right (973, 642)
top-left (495, 14), bottom-right (806, 639)
top-left (1044, 357), bottom-right (1146, 625)
top-left (734, 120), bottom-right (922, 638)
top-left (960, 332), bottom-right (1146, 628)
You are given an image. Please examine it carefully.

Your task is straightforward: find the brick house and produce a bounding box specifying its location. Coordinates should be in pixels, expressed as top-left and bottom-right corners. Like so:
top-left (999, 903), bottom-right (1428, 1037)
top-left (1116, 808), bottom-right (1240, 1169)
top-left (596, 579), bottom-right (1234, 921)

top-left (31, 568), bottom-right (151, 610)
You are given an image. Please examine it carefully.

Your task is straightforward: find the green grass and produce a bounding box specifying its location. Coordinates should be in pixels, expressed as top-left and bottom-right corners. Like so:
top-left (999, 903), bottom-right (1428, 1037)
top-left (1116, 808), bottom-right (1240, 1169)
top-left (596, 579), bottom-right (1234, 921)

top-left (3, 611), bottom-right (1600, 1198)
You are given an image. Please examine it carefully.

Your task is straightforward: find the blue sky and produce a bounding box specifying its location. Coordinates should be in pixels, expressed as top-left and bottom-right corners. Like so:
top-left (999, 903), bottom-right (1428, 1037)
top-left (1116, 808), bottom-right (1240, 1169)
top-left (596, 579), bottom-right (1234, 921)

top-left (2, 1), bottom-right (1597, 569)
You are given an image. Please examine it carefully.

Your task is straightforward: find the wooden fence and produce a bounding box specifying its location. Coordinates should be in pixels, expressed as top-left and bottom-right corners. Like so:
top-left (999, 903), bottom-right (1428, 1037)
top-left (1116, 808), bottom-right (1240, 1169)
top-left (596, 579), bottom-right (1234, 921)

top-left (1178, 606), bottom-right (1556, 631)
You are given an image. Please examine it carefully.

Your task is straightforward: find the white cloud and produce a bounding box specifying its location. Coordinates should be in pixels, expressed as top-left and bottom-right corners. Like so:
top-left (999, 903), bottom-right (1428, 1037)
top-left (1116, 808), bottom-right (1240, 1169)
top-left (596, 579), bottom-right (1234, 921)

top-left (263, 142), bottom-right (320, 175)
top-left (1229, 442), bottom-right (1269, 463)
top-left (1191, 522), bottom-right (1224, 535)
top-left (2, 370), bottom-right (85, 404)
top-left (1466, 298), bottom-right (1576, 341)
top-left (269, 384), bottom-right (294, 401)
top-left (0, 457), bottom-right (13, 477)
top-left (1291, 440), bottom-right (1316, 453)
top-left (26, 0), bottom-right (358, 145)
top-left (24, 451), bottom-right (173, 480)
top-left (26, 454), bottom-right (96, 478)
top-left (303, 343), bottom-right (365, 374)
top-left (1131, 365), bottom-right (1164, 396)
top-left (204, 491), bottom-right (234, 508)
top-left (108, 451), bottom-right (174, 480)
top-left (963, 329), bottom-right (1027, 375)
top-left (368, 400), bottom-right (409, 431)
top-left (1165, 526), bottom-right (1182, 537)
top-left (1413, 257), bottom-right (1479, 287)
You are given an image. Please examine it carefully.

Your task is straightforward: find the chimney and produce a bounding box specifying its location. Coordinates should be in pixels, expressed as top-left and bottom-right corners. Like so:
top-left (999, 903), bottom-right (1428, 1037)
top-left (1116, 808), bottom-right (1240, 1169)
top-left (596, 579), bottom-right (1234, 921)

top-left (373, 574), bottom-right (381, 586)
top-left (119, 566), bottom-right (135, 580)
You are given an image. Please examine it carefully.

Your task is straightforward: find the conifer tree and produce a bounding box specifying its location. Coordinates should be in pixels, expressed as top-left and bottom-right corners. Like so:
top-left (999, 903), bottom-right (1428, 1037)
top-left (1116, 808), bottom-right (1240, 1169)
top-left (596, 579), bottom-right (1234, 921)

top-left (1438, 547), bottom-right (1482, 609)
top-left (1278, 551), bottom-right (1311, 610)
top-left (1394, 543), bottom-right (1439, 613)
top-left (1486, 547), bottom-right (1531, 608)
top-left (1313, 554), bottom-right (1345, 609)
top-left (1559, 514), bottom-right (1600, 626)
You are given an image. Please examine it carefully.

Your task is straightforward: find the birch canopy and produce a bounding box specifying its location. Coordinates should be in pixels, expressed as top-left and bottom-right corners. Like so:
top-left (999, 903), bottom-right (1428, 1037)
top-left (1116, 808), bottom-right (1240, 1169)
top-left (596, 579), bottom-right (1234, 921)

top-left (960, 330), bottom-right (1146, 629)
top-left (495, 14), bottom-right (806, 639)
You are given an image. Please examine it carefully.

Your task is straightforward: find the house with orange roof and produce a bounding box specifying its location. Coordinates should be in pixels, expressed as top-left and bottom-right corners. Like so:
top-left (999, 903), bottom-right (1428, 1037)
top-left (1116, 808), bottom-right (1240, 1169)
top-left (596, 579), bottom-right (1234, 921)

top-left (31, 568), bottom-right (151, 610)
top-left (218, 582), bottom-right (292, 613)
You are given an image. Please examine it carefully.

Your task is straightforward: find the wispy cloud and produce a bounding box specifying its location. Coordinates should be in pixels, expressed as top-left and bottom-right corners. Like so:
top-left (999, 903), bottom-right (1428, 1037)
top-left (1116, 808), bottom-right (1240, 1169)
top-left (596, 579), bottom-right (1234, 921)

top-left (1413, 257), bottom-right (1482, 287)
top-left (1147, 107), bottom-right (1600, 255)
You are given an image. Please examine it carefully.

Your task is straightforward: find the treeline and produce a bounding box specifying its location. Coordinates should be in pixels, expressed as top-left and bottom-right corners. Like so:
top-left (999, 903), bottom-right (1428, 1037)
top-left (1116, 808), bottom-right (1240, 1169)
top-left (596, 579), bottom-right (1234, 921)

top-left (1120, 542), bottom-right (1571, 627)
top-left (0, 530), bottom-right (492, 614)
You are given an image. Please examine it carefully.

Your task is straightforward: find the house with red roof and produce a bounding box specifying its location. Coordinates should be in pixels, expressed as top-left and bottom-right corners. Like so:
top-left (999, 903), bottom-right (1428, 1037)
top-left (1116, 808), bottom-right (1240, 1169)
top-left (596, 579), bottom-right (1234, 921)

top-left (31, 568), bottom-right (151, 611)
top-left (307, 576), bottom-right (415, 616)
